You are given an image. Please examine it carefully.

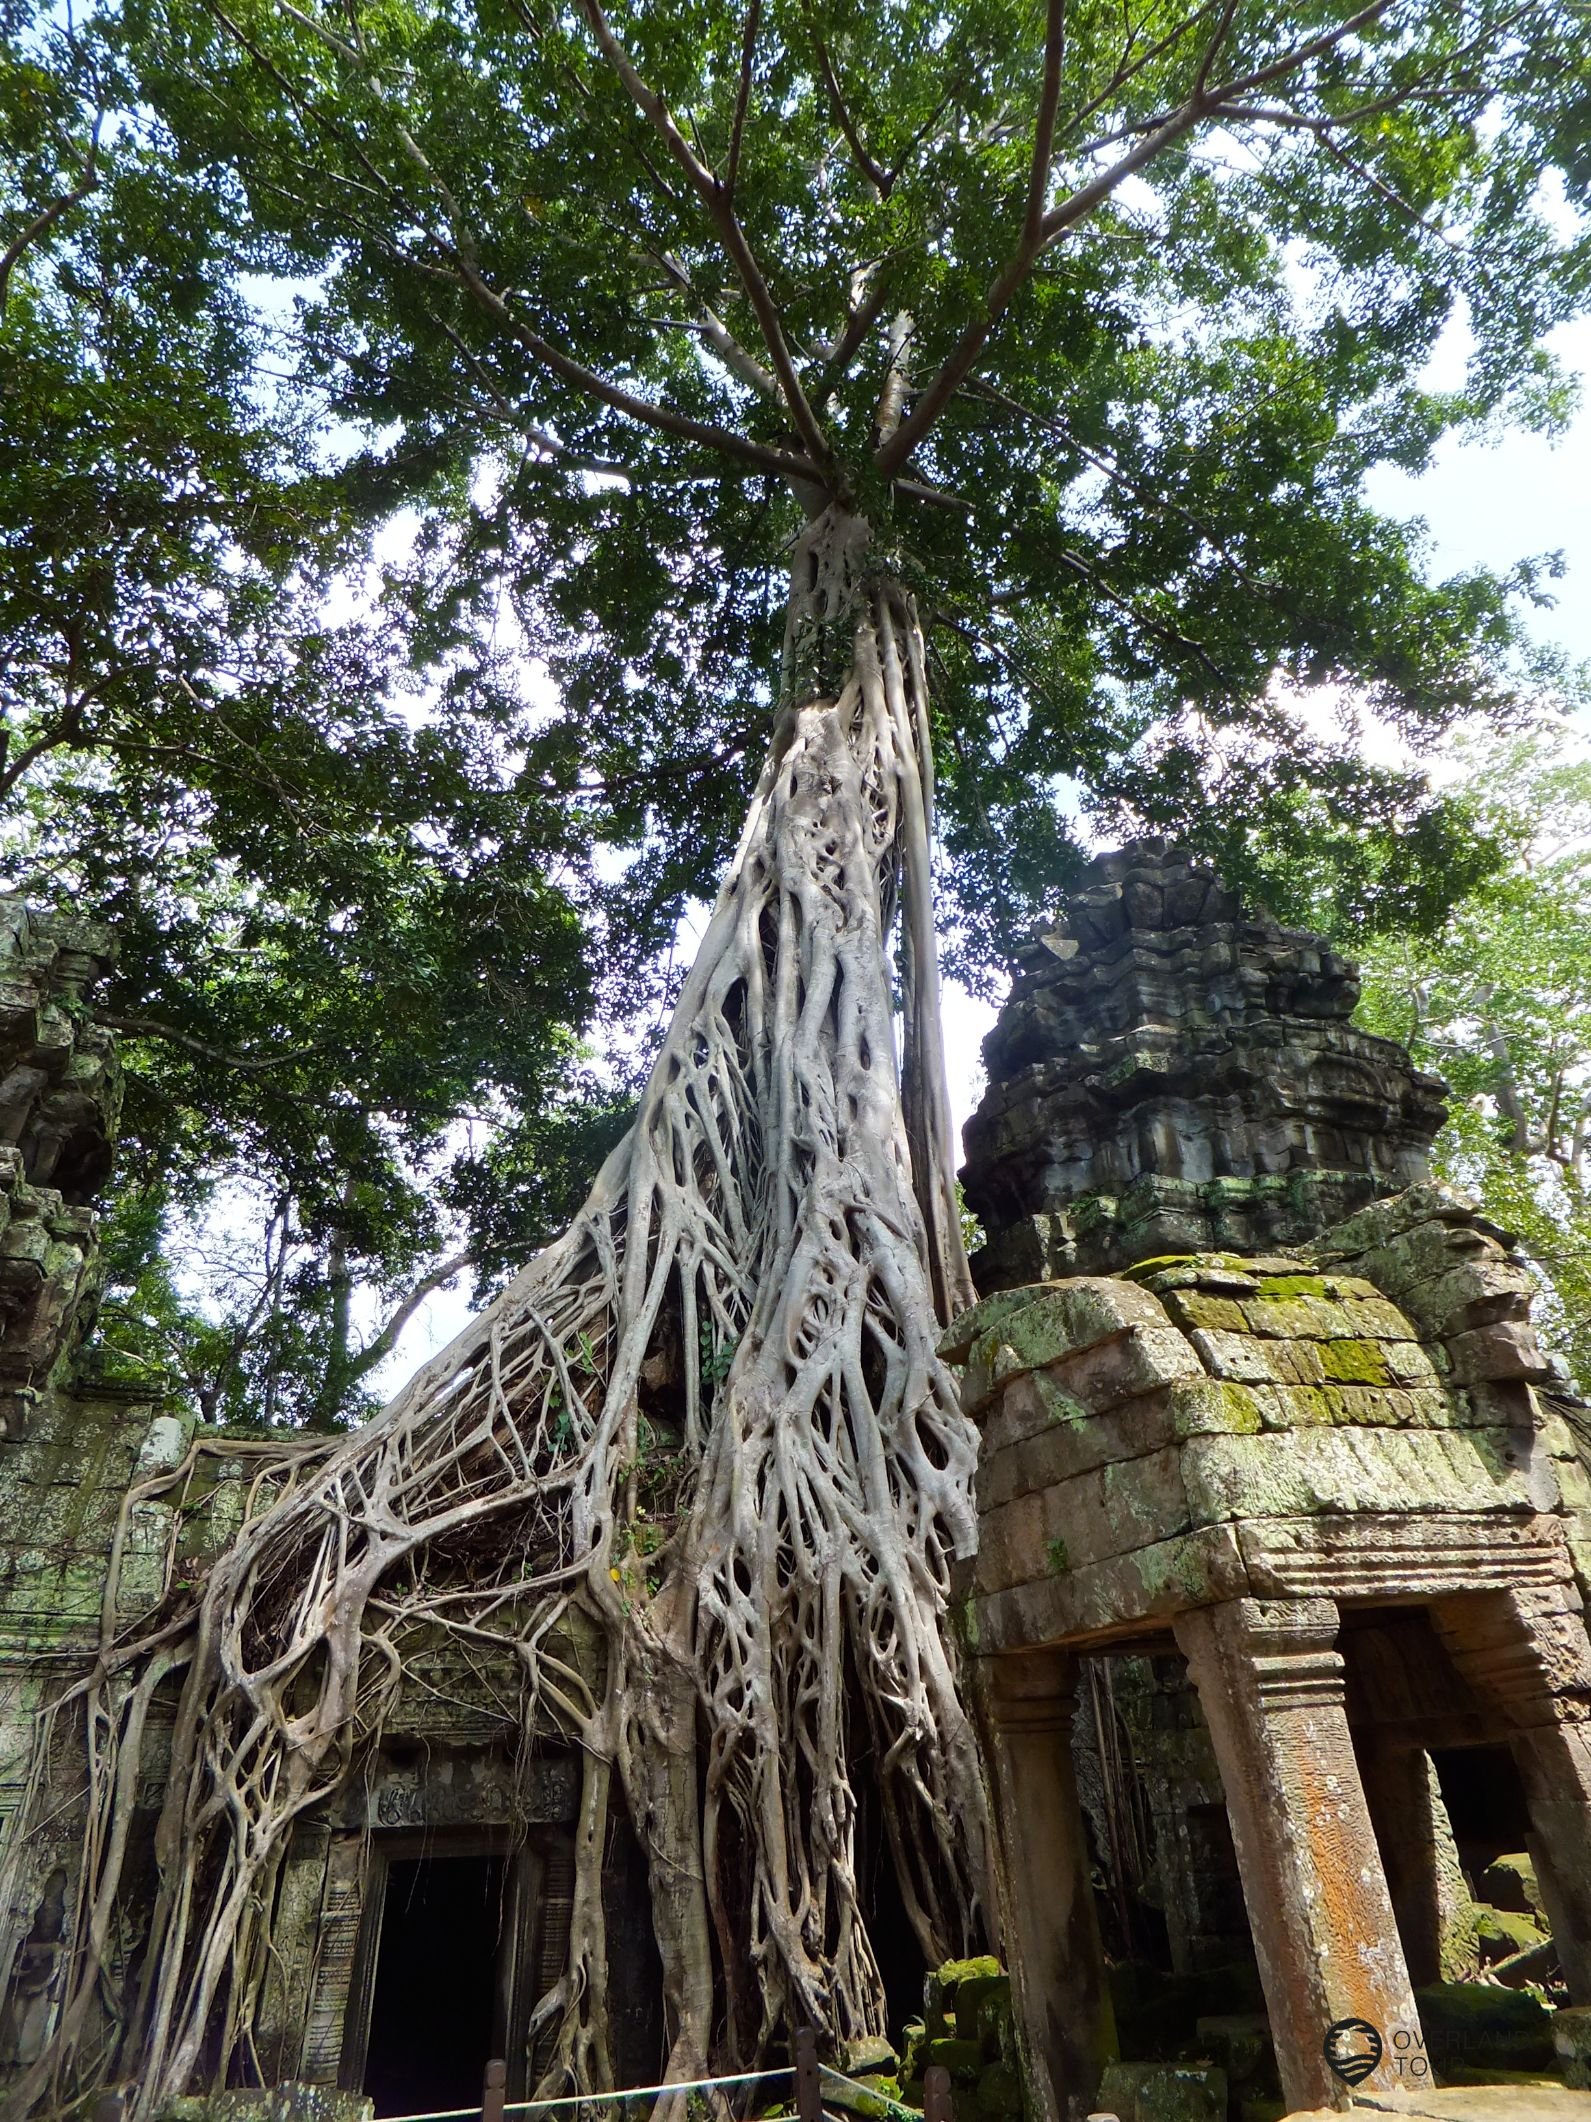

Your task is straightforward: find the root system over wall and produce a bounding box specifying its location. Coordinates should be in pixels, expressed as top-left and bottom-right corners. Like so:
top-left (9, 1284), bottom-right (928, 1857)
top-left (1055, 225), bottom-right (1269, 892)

top-left (2, 516), bottom-right (992, 2118)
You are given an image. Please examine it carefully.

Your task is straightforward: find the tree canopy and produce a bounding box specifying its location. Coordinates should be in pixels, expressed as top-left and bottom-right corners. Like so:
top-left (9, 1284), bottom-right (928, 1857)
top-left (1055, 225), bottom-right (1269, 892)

top-left (106, 0), bottom-right (1590, 947)
top-left (4, 0), bottom-right (1590, 1418)
top-left (1357, 734), bottom-right (1591, 1396)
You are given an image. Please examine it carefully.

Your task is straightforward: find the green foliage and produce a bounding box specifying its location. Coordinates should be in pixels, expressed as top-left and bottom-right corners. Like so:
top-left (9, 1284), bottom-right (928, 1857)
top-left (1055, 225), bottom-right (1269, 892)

top-left (1, 6), bottom-right (602, 1423)
top-left (1355, 732), bottom-right (1591, 1392)
top-left (68, 0), bottom-right (1591, 975)
top-left (7, 0), bottom-right (1591, 1415)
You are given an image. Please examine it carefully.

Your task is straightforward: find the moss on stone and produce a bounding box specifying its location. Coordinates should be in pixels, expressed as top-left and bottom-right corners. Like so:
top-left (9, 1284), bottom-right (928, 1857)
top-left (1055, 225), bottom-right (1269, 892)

top-left (1414, 1981), bottom-right (1555, 2075)
top-left (1282, 1382), bottom-right (1333, 1426)
top-left (822, 2079), bottom-right (905, 2121)
top-left (934, 1954), bottom-right (1004, 1990)
top-left (1317, 1336), bottom-right (1392, 1385)
top-left (923, 2037), bottom-right (986, 2081)
top-left (1168, 1292), bottom-right (1249, 1333)
top-left (1047, 1536), bottom-right (1071, 1574)
top-left (1255, 1272), bottom-right (1334, 1298)
top-left (1032, 1374), bottom-right (1090, 1428)
top-left (1473, 1902), bottom-right (1544, 1959)
top-left (1215, 1382), bottom-right (1263, 1434)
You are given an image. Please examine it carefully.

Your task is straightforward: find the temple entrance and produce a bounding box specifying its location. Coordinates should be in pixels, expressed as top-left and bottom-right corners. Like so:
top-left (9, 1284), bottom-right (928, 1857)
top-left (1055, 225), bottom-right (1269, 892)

top-left (342, 1829), bottom-right (563, 2116)
top-left (363, 1851), bottom-right (509, 2116)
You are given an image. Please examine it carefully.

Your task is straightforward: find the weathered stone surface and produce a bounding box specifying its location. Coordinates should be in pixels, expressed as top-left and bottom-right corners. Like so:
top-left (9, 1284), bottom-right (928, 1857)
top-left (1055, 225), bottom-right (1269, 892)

top-left (962, 842), bottom-right (1447, 1287)
top-left (1096, 2061), bottom-right (1227, 2122)
top-left (1414, 1983), bottom-right (1557, 2076)
top-left (0, 902), bottom-right (123, 1439)
top-left (1552, 2005), bottom-right (1591, 2089)
top-left (961, 1285), bottom-right (1189, 1416)
top-left (1482, 1854), bottom-right (1548, 1926)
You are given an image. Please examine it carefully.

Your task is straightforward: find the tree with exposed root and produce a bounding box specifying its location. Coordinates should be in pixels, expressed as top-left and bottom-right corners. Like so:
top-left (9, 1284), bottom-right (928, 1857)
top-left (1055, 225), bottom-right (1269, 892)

top-left (3, 0), bottom-right (1587, 2108)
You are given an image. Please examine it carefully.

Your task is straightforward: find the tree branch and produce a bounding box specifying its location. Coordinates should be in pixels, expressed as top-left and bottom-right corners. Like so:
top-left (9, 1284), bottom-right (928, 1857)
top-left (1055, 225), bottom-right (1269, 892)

top-left (349, 1248), bottom-right (475, 1383)
top-left (877, 92), bottom-right (1205, 477)
top-left (806, 274), bottom-right (891, 399)
top-left (878, 0), bottom-right (1398, 481)
top-left (1193, 0), bottom-right (1241, 100)
top-left (808, 19), bottom-right (892, 197)
top-left (386, 91), bottom-right (813, 475)
top-left (446, 247), bottom-right (819, 481)
top-left (576, 0), bottom-right (835, 474)
top-left (1023, 0), bottom-right (1067, 248)
top-left (1204, 0), bottom-right (1392, 104)
top-left (726, 0), bottom-right (761, 202)
top-left (0, 696), bottom-right (90, 802)
top-left (204, 0), bottom-right (810, 483)
top-left (0, 164), bottom-right (101, 317)
top-left (97, 1013), bottom-right (331, 1074)
top-left (649, 249), bottom-right (780, 399)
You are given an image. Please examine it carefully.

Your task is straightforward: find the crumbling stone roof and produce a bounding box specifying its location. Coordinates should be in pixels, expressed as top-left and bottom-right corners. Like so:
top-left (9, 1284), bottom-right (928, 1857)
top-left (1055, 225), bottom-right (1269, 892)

top-left (943, 1183), bottom-right (1590, 1651)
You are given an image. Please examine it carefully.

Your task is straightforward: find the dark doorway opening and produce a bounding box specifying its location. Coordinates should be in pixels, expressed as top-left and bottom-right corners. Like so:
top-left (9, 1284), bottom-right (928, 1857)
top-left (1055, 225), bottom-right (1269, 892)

top-left (364, 1853), bottom-right (508, 2117)
top-left (862, 1797), bottom-right (927, 2042)
top-left (1431, 1742), bottom-right (1533, 1878)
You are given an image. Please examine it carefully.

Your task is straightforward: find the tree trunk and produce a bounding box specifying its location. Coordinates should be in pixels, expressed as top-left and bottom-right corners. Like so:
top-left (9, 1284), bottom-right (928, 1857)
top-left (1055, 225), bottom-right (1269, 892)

top-left (2, 509), bottom-right (993, 2116)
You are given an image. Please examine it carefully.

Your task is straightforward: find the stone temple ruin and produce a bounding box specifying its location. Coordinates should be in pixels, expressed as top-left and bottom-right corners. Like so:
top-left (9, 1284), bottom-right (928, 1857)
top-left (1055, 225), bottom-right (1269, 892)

top-left (954, 840), bottom-right (1591, 2118)
top-left (4, 847), bottom-right (1591, 2119)
top-left (0, 905), bottom-right (662, 2112)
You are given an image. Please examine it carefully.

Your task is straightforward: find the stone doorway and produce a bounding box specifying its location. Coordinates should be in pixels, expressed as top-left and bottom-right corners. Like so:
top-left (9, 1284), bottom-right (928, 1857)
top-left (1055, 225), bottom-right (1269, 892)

top-left (341, 1831), bottom-right (556, 2116)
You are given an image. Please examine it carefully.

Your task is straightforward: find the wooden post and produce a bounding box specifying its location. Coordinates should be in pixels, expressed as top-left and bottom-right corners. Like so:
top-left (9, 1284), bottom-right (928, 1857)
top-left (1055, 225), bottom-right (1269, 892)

top-left (483, 2057), bottom-right (508, 2122)
top-left (923, 2064), bottom-right (952, 2122)
top-left (795, 2025), bottom-right (821, 2122)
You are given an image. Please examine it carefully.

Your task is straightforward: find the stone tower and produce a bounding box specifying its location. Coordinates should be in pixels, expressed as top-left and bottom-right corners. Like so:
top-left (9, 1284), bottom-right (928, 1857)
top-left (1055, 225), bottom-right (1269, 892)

top-left (961, 837), bottom-right (1448, 1291)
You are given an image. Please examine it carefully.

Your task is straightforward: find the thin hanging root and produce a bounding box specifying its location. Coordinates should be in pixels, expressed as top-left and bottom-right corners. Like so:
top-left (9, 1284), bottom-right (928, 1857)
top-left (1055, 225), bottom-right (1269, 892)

top-left (1, 536), bottom-right (991, 2120)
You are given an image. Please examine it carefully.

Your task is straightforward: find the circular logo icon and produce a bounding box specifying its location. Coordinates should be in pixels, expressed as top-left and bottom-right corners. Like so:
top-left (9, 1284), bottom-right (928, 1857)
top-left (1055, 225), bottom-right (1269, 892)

top-left (1324, 2017), bottom-right (1384, 2086)
top-left (1323, 2011), bottom-right (1391, 2079)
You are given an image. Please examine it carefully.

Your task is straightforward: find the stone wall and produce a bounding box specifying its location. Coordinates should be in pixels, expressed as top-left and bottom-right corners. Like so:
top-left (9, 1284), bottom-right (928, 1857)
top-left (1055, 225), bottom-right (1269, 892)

top-left (0, 898), bottom-right (120, 1438)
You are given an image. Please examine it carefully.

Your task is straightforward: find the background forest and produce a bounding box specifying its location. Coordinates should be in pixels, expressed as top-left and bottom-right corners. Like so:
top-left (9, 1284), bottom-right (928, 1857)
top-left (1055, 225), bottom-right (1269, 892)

top-left (4, 0), bottom-right (1590, 1424)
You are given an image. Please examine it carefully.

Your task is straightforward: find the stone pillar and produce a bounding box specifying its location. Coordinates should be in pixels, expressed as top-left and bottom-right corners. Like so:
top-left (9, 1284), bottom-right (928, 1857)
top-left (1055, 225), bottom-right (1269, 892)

top-left (975, 1649), bottom-right (1116, 2122)
top-left (1432, 1584), bottom-right (1591, 2000)
top-left (1359, 1745), bottom-right (1476, 1986)
top-left (1172, 1597), bottom-right (1420, 2114)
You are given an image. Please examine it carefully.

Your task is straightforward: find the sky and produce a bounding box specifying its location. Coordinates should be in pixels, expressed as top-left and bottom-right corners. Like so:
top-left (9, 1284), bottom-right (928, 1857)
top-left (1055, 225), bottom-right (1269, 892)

top-left (370, 315), bottom-right (1591, 1394)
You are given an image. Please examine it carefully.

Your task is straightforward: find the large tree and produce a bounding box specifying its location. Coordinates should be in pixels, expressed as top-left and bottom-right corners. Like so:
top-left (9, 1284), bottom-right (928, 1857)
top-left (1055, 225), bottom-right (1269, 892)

top-left (2, 3), bottom-right (612, 1425)
top-left (6, 0), bottom-right (1591, 2111)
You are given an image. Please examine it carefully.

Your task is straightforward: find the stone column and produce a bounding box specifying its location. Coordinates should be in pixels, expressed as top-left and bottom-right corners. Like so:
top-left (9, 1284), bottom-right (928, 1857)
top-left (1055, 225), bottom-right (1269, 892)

top-left (1358, 1746), bottom-right (1476, 1986)
top-left (1432, 1583), bottom-right (1591, 2000)
top-left (974, 1649), bottom-right (1117, 2122)
top-left (1172, 1597), bottom-right (1420, 2114)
